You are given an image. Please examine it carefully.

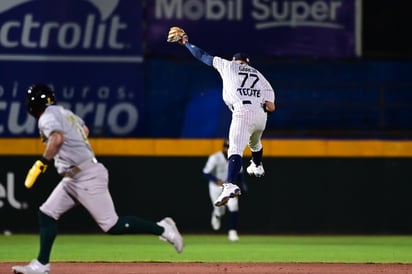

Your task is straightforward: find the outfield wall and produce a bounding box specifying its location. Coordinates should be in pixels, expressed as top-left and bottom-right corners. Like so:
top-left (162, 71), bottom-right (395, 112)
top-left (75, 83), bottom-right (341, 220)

top-left (1, 153), bottom-right (411, 234)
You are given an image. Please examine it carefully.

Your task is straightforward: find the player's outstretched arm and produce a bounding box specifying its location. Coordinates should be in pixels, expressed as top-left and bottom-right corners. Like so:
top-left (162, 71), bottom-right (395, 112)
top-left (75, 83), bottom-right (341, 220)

top-left (184, 42), bottom-right (214, 66)
top-left (166, 26), bottom-right (214, 66)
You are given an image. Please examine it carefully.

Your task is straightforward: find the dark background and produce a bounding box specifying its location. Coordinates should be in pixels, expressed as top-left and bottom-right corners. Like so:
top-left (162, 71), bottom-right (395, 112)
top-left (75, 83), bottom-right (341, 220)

top-left (363, 1), bottom-right (411, 59)
top-left (1, 156), bottom-right (411, 234)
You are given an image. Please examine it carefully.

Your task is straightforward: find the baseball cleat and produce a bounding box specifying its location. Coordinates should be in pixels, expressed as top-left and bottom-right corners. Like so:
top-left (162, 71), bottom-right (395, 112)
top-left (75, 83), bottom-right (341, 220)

top-left (214, 183), bottom-right (241, 207)
top-left (12, 259), bottom-right (50, 274)
top-left (211, 214), bottom-right (221, 231)
top-left (157, 217), bottom-right (184, 253)
top-left (246, 160), bottom-right (265, 177)
top-left (228, 229), bottom-right (240, 241)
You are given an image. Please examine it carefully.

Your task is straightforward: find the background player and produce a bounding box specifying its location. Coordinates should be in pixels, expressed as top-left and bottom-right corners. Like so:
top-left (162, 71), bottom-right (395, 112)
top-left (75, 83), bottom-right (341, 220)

top-left (202, 139), bottom-right (247, 241)
top-left (167, 27), bottom-right (275, 207)
top-left (12, 84), bottom-right (183, 274)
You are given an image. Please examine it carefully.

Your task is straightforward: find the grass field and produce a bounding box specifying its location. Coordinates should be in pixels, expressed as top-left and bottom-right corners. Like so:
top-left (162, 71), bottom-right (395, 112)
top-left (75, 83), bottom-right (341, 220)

top-left (1, 234), bottom-right (412, 263)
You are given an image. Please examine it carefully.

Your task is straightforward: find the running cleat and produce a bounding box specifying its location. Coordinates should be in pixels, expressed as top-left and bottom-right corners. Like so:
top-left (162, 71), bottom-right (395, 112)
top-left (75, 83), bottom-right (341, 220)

top-left (228, 229), bottom-right (240, 241)
top-left (214, 183), bottom-right (241, 207)
top-left (246, 160), bottom-right (265, 177)
top-left (211, 214), bottom-right (221, 231)
top-left (12, 259), bottom-right (50, 274)
top-left (157, 217), bottom-right (184, 253)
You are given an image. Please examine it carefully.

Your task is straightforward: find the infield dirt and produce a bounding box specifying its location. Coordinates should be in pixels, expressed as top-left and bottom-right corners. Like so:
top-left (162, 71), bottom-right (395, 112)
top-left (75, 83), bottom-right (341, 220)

top-left (3, 262), bottom-right (412, 274)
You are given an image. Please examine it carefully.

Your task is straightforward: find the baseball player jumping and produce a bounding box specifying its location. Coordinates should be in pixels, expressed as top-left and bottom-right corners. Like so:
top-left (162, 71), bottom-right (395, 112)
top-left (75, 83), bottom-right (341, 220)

top-left (12, 84), bottom-right (184, 274)
top-left (167, 27), bottom-right (276, 207)
top-left (203, 139), bottom-right (247, 241)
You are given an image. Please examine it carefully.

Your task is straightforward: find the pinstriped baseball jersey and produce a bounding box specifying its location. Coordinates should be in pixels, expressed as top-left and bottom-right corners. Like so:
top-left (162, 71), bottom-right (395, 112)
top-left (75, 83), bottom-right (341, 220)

top-left (212, 57), bottom-right (275, 157)
top-left (212, 57), bottom-right (275, 110)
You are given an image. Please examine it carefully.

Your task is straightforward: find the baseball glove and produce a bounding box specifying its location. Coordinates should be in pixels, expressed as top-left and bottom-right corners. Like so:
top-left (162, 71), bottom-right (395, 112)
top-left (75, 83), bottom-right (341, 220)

top-left (167, 26), bottom-right (188, 45)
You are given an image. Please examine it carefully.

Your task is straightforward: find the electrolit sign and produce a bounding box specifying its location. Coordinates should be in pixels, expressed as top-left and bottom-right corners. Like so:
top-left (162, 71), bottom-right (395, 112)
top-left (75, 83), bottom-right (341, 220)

top-left (0, 0), bottom-right (142, 57)
top-left (146, 0), bottom-right (358, 57)
top-left (0, 0), bottom-right (145, 137)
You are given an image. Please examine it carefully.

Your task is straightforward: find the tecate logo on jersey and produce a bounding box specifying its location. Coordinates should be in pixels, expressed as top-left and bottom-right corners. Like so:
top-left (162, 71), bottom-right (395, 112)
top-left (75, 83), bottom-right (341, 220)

top-left (155, 0), bottom-right (344, 29)
top-left (0, 0), bottom-right (129, 52)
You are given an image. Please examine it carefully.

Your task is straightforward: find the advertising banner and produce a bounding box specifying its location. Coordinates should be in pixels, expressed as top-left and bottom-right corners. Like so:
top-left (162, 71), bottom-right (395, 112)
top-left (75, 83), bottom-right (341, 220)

top-left (146, 0), bottom-right (358, 58)
top-left (0, 0), bottom-right (144, 137)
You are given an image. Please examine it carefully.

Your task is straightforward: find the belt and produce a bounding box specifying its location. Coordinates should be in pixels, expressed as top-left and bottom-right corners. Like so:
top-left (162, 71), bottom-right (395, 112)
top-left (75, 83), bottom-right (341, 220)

top-left (231, 100), bottom-right (252, 110)
top-left (61, 166), bottom-right (81, 178)
top-left (61, 157), bottom-right (98, 178)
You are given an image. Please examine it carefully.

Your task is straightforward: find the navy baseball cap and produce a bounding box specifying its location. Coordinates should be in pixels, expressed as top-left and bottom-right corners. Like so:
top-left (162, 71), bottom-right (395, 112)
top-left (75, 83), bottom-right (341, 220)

top-left (232, 52), bottom-right (250, 64)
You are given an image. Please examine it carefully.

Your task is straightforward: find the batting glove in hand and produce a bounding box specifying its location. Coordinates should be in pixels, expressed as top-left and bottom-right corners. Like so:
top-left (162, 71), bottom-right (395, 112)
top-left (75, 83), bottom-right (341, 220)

top-left (167, 26), bottom-right (188, 45)
top-left (24, 157), bottom-right (50, 189)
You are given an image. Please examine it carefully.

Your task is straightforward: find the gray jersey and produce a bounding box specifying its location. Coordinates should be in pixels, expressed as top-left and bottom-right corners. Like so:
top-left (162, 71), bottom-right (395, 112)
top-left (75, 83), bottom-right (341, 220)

top-left (38, 105), bottom-right (95, 174)
top-left (39, 105), bottom-right (118, 232)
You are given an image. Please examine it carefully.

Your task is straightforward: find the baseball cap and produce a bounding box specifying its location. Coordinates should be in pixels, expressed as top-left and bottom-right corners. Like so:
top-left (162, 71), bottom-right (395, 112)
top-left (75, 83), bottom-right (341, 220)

top-left (223, 139), bottom-right (229, 148)
top-left (232, 52), bottom-right (250, 64)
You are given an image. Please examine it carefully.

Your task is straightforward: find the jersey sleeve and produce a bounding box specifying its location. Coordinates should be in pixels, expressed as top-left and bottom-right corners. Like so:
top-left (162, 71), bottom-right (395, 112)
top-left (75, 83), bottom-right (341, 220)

top-left (185, 42), bottom-right (214, 66)
top-left (212, 56), bottom-right (230, 73)
top-left (38, 109), bottom-right (63, 138)
top-left (202, 155), bottom-right (216, 174)
top-left (259, 74), bottom-right (276, 103)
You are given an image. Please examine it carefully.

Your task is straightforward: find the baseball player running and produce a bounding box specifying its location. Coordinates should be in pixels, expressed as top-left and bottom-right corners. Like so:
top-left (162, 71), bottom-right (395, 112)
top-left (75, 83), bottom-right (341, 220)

top-left (203, 139), bottom-right (247, 241)
top-left (167, 27), bottom-right (276, 207)
top-left (12, 84), bottom-right (184, 274)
